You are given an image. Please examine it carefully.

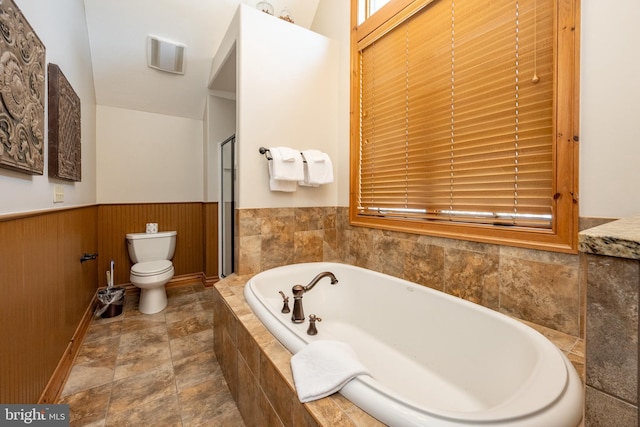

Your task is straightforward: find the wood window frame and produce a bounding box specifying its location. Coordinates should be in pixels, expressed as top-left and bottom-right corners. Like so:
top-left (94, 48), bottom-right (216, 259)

top-left (349, 0), bottom-right (580, 253)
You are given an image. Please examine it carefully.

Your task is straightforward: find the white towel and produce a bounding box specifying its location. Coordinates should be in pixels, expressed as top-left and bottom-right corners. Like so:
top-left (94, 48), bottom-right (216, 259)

top-left (291, 340), bottom-right (370, 403)
top-left (300, 150), bottom-right (334, 185)
top-left (302, 149), bottom-right (325, 163)
top-left (268, 160), bottom-right (297, 192)
top-left (269, 147), bottom-right (305, 181)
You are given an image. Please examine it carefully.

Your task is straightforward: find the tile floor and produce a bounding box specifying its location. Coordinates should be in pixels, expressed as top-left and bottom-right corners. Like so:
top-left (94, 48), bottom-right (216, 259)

top-left (57, 283), bottom-right (245, 427)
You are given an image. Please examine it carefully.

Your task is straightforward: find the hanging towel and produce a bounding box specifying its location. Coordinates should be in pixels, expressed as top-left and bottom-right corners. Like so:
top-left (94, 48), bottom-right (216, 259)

top-left (268, 160), bottom-right (297, 192)
top-left (290, 340), bottom-right (370, 403)
top-left (269, 147), bottom-right (305, 181)
top-left (300, 150), bottom-right (334, 185)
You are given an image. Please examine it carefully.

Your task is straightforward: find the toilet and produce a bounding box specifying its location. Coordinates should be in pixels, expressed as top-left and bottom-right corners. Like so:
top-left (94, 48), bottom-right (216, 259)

top-left (126, 231), bottom-right (177, 314)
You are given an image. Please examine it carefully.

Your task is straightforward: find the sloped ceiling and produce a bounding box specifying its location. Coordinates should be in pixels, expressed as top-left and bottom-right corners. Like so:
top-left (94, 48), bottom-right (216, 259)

top-left (83, 0), bottom-right (320, 120)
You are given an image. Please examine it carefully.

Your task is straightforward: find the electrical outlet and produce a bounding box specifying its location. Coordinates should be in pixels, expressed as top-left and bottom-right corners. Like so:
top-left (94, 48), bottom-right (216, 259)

top-left (53, 185), bottom-right (64, 203)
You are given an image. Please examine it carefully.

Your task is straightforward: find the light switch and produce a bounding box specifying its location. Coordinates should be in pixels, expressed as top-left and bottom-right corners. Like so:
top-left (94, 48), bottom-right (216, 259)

top-left (53, 185), bottom-right (64, 203)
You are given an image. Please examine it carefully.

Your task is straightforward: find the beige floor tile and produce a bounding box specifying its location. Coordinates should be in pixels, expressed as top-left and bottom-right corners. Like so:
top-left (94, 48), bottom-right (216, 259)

top-left (178, 376), bottom-right (239, 426)
top-left (75, 336), bottom-right (120, 365)
top-left (59, 382), bottom-right (111, 425)
top-left (119, 323), bottom-right (168, 348)
top-left (120, 312), bottom-right (166, 334)
top-left (108, 366), bottom-right (177, 414)
top-left (114, 339), bottom-right (173, 381)
top-left (83, 320), bottom-right (123, 343)
top-left (61, 357), bottom-right (117, 397)
top-left (58, 282), bottom-right (245, 427)
top-left (167, 313), bottom-right (212, 340)
top-left (165, 301), bottom-right (206, 324)
top-left (169, 329), bottom-right (214, 361)
top-left (106, 394), bottom-right (182, 427)
top-left (172, 350), bottom-right (221, 391)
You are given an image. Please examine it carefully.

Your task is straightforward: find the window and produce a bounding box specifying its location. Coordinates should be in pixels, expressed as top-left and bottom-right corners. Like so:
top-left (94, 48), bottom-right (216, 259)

top-left (358, 0), bottom-right (392, 24)
top-left (350, 0), bottom-right (579, 253)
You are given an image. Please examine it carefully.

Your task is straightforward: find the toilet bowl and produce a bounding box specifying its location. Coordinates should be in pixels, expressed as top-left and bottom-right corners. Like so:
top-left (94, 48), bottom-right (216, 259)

top-left (130, 260), bottom-right (175, 314)
top-left (126, 231), bottom-right (177, 314)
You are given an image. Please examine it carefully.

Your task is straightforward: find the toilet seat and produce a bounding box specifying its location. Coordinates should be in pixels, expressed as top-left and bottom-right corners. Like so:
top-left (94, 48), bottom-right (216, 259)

top-left (131, 260), bottom-right (173, 277)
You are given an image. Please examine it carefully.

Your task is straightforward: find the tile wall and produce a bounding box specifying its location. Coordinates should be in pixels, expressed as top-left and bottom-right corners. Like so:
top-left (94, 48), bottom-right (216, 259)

top-left (583, 254), bottom-right (638, 426)
top-left (579, 214), bottom-right (640, 427)
top-left (236, 206), bottom-right (583, 337)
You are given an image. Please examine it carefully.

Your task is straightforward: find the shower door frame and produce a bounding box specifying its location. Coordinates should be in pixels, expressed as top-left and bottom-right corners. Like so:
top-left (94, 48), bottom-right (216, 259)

top-left (219, 134), bottom-right (235, 278)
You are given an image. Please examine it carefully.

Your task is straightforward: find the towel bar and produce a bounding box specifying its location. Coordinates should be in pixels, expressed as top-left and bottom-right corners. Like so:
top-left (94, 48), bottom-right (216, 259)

top-left (259, 147), bottom-right (307, 163)
top-left (259, 146), bottom-right (273, 160)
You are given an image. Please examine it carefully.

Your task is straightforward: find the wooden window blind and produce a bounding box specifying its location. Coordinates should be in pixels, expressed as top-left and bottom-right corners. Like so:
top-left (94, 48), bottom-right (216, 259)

top-left (351, 0), bottom-right (579, 252)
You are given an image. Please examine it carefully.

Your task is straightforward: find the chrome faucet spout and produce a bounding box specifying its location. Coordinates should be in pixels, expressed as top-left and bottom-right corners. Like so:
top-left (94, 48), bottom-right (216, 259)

top-left (290, 271), bottom-right (338, 323)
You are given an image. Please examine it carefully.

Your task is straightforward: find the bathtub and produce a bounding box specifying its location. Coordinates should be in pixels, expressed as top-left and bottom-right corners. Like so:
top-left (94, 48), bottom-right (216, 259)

top-left (244, 262), bottom-right (584, 426)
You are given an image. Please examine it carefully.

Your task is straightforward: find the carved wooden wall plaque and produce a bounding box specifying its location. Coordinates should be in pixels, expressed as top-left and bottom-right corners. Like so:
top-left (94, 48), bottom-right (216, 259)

top-left (48, 63), bottom-right (81, 181)
top-left (0, 0), bottom-right (46, 175)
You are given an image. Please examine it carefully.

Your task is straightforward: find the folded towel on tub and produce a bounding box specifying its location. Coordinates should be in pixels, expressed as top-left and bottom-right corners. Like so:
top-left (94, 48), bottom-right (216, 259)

top-left (291, 340), bottom-right (370, 403)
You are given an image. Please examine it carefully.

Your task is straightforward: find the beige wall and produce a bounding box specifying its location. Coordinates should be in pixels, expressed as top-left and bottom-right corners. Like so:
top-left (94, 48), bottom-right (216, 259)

top-left (580, 0), bottom-right (640, 218)
top-left (1, 0), bottom-right (96, 216)
top-left (205, 95), bottom-right (236, 202)
top-left (5, 1), bottom-right (639, 220)
top-left (229, 5), bottom-right (340, 209)
top-left (311, 0), bottom-right (352, 207)
top-left (96, 105), bottom-right (204, 203)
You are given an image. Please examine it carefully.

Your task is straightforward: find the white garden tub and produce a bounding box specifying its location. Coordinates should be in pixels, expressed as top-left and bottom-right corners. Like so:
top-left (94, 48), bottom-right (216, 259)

top-left (244, 262), bottom-right (583, 427)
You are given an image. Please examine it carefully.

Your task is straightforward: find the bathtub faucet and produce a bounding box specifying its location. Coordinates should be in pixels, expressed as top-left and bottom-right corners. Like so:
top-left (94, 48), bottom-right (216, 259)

top-left (291, 272), bottom-right (338, 323)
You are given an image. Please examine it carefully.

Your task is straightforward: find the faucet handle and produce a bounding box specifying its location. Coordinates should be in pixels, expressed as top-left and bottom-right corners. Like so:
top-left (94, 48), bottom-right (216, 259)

top-left (278, 291), bottom-right (290, 313)
top-left (307, 314), bottom-right (322, 335)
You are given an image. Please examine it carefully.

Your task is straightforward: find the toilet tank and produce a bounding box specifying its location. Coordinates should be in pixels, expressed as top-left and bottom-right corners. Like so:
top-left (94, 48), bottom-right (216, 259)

top-left (126, 231), bottom-right (177, 263)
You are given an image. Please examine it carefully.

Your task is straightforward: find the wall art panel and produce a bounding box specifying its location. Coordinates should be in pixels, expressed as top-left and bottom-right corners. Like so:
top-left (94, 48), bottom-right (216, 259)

top-left (0, 0), bottom-right (45, 175)
top-left (48, 63), bottom-right (81, 181)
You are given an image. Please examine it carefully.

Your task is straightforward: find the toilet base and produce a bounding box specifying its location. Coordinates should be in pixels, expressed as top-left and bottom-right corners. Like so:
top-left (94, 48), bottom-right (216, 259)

top-left (138, 286), bottom-right (168, 314)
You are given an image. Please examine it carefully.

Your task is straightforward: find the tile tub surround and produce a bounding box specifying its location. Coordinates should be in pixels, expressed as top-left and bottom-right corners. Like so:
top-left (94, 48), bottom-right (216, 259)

top-left (235, 207), bottom-right (584, 338)
top-left (212, 274), bottom-right (383, 427)
top-left (213, 274), bottom-right (584, 427)
top-left (580, 215), bottom-right (640, 427)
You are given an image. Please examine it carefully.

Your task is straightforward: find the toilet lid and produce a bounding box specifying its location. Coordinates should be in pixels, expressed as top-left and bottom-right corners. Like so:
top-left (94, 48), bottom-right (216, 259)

top-left (131, 260), bottom-right (173, 276)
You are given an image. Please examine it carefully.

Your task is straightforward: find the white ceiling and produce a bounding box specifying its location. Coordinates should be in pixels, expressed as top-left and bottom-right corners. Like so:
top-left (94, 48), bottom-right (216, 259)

top-left (83, 0), bottom-right (320, 120)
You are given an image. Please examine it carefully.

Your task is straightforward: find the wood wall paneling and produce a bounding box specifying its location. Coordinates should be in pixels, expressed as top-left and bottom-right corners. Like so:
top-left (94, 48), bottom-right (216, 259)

top-left (1, 202), bottom-right (218, 403)
top-left (0, 207), bottom-right (97, 403)
top-left (0, 218), bottom-right (25, 403)
top-left (97, 203), bottom-right (210, 287)
top-left (204, 203), bottom-right (219, 279)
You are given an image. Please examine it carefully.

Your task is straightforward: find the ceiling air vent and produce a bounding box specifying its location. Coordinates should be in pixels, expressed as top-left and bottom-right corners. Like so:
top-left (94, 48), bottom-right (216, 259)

top-left (147, 35), bottom-right (186, 75)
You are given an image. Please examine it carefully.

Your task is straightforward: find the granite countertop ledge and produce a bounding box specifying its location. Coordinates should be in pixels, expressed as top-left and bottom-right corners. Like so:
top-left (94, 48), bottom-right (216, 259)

top-left (578, 214), bottom-right (640, 259)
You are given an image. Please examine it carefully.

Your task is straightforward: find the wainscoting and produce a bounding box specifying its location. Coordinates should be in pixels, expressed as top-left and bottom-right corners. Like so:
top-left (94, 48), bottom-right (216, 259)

top-left (0, 202), bottom-right (218, 404)
top-left (0, 206), bottom-right (97, 404)
top-left (97, 203), bottom-right (216, 287)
